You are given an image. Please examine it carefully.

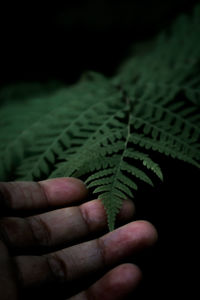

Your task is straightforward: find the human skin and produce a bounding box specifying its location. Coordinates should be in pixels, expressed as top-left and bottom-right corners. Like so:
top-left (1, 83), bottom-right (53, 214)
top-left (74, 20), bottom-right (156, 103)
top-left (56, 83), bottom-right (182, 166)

top-left (0, 177), bottom-right (157, 299)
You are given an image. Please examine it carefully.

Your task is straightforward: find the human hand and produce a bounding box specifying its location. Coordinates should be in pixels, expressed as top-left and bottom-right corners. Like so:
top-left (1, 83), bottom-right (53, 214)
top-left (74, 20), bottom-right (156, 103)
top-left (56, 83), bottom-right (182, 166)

top-left (0, 178), bottom-right (157, 299)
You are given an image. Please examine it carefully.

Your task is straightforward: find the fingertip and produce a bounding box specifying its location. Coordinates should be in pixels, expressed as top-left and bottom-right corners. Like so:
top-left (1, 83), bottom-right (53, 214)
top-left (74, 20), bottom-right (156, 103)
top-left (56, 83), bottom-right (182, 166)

top-left (134, 220), bottom-right (158, 247)
top-left (64, 177), bottom-right (88, 195)
top-left (101, 220), bottom-right (158, 265)
top-left (117, 199), bottom-right (135, 222)
top-left (111, 263), bottom-right (143, 291)
top-left (86, 264), bottom-right (142, 300)
top-left (39, 177), bottom-right (88, 206)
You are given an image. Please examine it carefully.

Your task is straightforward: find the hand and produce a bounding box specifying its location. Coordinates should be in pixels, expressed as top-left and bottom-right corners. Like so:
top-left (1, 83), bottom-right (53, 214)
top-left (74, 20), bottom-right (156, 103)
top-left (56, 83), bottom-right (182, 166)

top-left (0, 178), bottom-right (157, 300)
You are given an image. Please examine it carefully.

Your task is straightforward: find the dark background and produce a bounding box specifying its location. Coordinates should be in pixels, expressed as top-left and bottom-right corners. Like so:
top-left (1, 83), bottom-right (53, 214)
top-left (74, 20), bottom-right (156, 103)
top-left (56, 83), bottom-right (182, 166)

top-left (0, 1), bottom-right (199, 299)
top-left (0, 0), bottom-right (199, 86)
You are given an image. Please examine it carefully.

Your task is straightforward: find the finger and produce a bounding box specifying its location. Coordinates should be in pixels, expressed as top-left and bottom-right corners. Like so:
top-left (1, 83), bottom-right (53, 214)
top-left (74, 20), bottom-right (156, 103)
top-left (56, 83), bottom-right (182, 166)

top-left (68, 264), bottom-right (142, 300)
top-left (14, 221), bottom-right (157, 288)
top-left (0, 199), bottom-right (135, 250)
top-left (0, 177), bottom-right (88, 212)
top-left (0, 241), bottom-right (19, 299)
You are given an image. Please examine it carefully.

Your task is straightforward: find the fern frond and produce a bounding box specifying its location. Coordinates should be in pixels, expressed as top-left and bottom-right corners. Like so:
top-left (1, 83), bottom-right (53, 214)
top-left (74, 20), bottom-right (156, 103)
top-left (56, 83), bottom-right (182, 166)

top-left (0, 89), bottom-right (66, 180)
top-left (129, 133), bottom-right (200, 168)
top-left (0, 5), bottom-right (200, 231)
top-left (16, 77), bottom-right (118, 180)
top-left (49, 106), bottom-right (126, 179)
top-left (124, 150), bottom-right (163, 181)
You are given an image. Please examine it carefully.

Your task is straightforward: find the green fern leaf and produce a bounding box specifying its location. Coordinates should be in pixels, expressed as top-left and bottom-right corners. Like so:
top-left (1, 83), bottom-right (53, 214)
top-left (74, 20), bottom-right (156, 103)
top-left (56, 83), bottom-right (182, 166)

top-left (0, 5), bottom-right (200, 231)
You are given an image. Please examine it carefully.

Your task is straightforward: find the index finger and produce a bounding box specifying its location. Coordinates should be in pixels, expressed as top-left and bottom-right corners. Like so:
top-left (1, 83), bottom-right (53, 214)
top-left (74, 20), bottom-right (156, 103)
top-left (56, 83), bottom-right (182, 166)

top-left (0, 178), bottom-right (88, 212)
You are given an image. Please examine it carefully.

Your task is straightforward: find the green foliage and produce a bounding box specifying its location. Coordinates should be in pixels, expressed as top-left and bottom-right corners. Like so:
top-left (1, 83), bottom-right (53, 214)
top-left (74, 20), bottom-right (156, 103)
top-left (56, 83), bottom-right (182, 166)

top-left (0, 5), bottom-right (200, 231)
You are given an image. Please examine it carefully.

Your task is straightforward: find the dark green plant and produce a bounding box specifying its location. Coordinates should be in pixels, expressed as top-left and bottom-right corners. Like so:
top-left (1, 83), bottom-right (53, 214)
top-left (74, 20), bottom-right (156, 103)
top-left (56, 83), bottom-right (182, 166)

top-left (0, 5), bottom-right (200, 231)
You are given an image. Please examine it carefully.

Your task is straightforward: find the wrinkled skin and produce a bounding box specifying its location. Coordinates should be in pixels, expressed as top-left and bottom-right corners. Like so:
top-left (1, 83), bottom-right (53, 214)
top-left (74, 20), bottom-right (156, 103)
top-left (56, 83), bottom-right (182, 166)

top-left (0, 178), bottom-right (157, 299)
